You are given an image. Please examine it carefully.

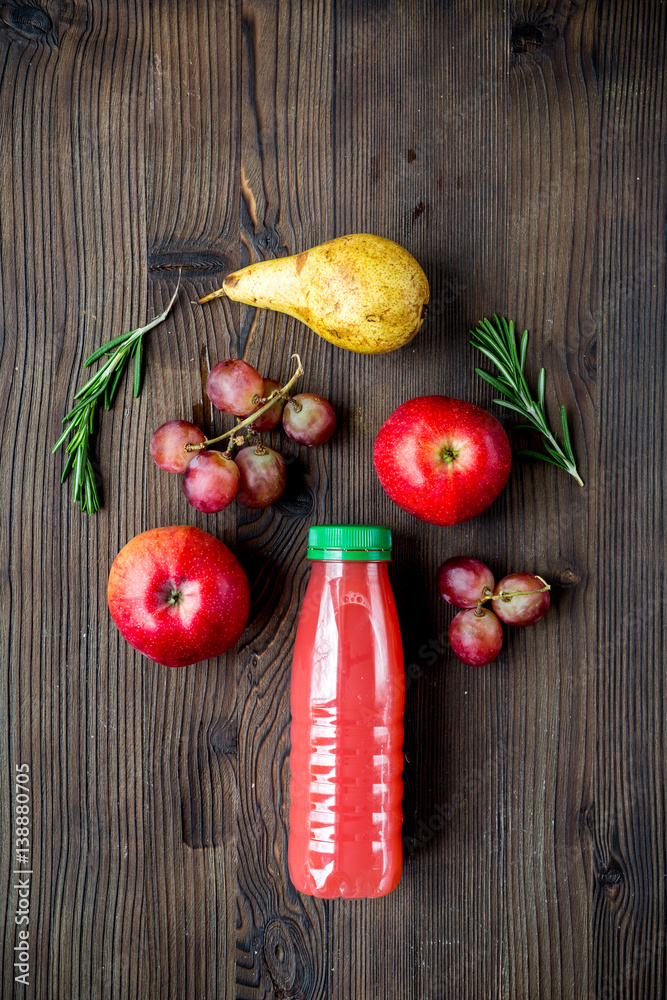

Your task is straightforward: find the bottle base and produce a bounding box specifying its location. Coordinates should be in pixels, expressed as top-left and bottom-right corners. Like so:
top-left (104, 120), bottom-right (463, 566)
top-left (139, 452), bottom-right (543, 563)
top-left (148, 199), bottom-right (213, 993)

top-left (289, 861), bottom-right (402, 899)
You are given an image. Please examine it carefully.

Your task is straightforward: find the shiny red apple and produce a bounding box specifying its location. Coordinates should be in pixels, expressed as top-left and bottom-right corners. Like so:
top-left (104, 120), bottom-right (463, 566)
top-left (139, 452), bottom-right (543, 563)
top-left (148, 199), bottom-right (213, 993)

top-left (373, 395), bottom-right (512, 525)
top-left (107, 525), bottom-right (250, 667)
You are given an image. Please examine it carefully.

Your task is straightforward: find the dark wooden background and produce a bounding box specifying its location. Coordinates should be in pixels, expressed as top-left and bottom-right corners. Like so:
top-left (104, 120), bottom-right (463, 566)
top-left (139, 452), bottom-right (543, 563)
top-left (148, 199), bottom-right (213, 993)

top-left (1, 0), bottom-right (665, 997)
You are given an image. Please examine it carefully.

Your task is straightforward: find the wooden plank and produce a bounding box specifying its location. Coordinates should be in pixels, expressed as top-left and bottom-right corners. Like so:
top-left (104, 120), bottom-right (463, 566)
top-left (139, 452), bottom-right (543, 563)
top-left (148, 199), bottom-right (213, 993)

top-left (233, 1), bottom-right (332, 996)
top-left (143, 2), bottom-right (240, 999)
top-left (504, 2), bottom-right (599, 997)
top-left (591, 3), bottom-right (667, 998)
top-left (0, 3), bottom-right (151, 999)
top-left (329, 3), bottom-right (512, 997)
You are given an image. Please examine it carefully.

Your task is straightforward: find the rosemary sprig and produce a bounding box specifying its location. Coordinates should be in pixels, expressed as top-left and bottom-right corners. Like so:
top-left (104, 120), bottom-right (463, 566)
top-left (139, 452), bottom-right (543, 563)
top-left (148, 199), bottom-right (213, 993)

top-left (470, 315), bottom-right (584, 486)
top-left (53, 275), bottom-right (181, 513)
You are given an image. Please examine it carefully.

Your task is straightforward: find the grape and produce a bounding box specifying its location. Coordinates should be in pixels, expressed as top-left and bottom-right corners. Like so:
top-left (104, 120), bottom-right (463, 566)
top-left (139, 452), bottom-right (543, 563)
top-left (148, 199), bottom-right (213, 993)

top-left (436, 556), bottom-right (495, 608)
top-left (448, 608), bottom-right (503, 666)
top-left (282, 393), bottom-right (336, 446)
top-left (235, 445), bottom-right (286, 508)
top-left (206, 359), bottom-right (264, 416)
top-left (182, 451), bottom-right (240, 513)
top-left (493, 573), bottom-right (551, 626)
top-left (150, 420), bottom-right (206, 474)
top-left (250, 378), bottom-right (285, 432)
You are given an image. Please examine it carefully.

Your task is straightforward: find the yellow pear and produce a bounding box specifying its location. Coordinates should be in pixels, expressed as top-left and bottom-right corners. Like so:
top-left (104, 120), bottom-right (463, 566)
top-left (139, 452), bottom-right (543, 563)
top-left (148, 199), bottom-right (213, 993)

top-left (199, 233), bottom-right (429, 354)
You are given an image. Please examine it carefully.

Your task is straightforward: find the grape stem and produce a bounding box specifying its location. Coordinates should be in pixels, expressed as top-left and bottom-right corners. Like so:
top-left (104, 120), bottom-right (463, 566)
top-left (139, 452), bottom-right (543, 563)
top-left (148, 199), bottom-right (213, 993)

top-left (185, 353), bottom-right (304, 452)
top-left (476, 576), bottom-right (551, 614)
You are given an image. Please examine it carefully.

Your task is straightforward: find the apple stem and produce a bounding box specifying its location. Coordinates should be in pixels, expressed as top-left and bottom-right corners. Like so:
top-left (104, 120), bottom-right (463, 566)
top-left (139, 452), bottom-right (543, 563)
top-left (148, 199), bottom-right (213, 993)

top-left (185, 353), bottom-right (304, 452)
top-left (476, 576), bottom-right (551, 613)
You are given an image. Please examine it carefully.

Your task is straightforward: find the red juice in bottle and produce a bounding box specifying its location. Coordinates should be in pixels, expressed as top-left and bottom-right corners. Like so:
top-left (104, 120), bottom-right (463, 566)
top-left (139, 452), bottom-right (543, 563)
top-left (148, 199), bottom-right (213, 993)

top-left (288, 525), bottom-right (404, 898)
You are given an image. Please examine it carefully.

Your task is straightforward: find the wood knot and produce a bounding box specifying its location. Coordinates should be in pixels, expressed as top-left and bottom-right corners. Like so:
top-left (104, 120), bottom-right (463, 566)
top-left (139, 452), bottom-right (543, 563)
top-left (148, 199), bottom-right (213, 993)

top-left (257, 231), bottom-right (280, 252)
top-left (412, 200), bottom-right (426, 221)
top-left (208, 721), bottom-right (238, 756)
top-left (274, 461), bottom-right (315, 518)
top-left (147, 249), bottom-right (230, 276)
top-left (2, 3), bottom-right (54, 41)
top-left (584, 335), bottom-right (597, 380)
top-left (598, 864), bottom-right (624, 903)
top-left (557, 568), bottom-right (580, 587)
top-left (510, 20), bottom-right (558, 55)
top-left (263, 919), bottom-right (297, 993)
top-left (274, 486), bottom-right (314, 518)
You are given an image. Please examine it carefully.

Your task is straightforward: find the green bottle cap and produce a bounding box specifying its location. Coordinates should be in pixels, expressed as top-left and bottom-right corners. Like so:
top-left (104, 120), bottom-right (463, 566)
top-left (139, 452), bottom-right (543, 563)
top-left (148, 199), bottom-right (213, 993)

top-left (307, 524), bottom-right (392, 561)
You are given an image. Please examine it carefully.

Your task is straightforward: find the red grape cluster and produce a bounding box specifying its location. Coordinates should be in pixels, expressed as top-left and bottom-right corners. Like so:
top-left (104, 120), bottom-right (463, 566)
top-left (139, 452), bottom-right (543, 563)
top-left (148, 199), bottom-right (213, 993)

top-left (150, 358), bottom-right (336, 513)
top-left (436, 556), bottom-right (551, 666)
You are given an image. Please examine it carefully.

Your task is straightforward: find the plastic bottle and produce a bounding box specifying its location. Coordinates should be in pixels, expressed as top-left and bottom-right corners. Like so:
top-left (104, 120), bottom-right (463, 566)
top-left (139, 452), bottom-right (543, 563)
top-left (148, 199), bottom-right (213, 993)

top-left (288, 524), bottom-right (405, 898)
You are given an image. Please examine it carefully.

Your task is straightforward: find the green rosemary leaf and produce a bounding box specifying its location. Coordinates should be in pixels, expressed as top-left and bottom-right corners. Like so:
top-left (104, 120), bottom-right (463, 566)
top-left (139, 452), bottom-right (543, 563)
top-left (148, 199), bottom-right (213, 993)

top-left (498, 316), bottom-right (515, 356)
top-left (537, 368), bottom-right (546, 414)
top-left (471, 320), bottom-right (504, 347)
top-left (473, 318), bottom-right (503, 354)
top-left (519, 330), bottom-right (528, 372)
top-left (516, 448), bottom-right (567, 469)
top-left (471, 344), bottom-right (517, 386)
top-left (474, 368), bottom-right (516, 395)
top-left (60, 449), bottom-right (76, 483)
top-left (84, 328), bottom-right (138, 366)
top-left (542, 439), bottom-right (565, 461)
top-left (53, 421), bottom-right (78, 454)
top-left (472, 327), bottom-right (514, 369)
top-left (506, 318), bottom-right (522, 372)
top-left (105, 351), bottom-right (130, 411)
top-left (74, 351), bottom-right (122, 399)
top-left (560, 405), bottom-right (575, 462)
top-left (133, 335), bottom-right (143, 397)
top-left (65, 423), bottom-right (86, 453)
top-left (493, 398), bottom-right (529, 416)
top-left (60, 403), bottom-right (86, 427)
top-left (84, 464), bottom-right (96, 514)
top-left (73, 443), bottom-right (85, 501)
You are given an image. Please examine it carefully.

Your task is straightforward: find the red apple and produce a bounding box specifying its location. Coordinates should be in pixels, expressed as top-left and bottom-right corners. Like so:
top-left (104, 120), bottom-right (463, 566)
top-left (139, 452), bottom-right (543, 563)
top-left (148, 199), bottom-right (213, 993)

top-left (373, 395), bottom-right (511, 525)
top-left (107, 526), bottom-right (250, 667)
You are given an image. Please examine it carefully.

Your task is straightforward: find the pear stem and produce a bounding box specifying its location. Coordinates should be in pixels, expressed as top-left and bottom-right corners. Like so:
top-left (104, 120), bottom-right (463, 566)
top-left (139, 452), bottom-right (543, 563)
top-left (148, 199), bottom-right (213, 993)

top-left (198, 286), bottom-right (227, 304)
top-left (185, 353), bottom-right (304, 452)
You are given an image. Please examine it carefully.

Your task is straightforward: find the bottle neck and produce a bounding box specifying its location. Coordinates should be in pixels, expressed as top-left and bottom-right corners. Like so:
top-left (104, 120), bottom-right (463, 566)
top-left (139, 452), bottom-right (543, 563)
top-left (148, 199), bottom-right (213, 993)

top-left (308, 559), bottom-right (390, 580)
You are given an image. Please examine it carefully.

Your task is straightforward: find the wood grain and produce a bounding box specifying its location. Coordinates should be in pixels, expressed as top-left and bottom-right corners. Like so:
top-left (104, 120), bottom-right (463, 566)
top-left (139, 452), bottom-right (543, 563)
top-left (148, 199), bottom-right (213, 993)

top-left (504, 2), bottom-right (599, 997)
top-left (0, 3), bottom-right (151, 999)
top-left (0, 1), bottom-right (665, 998)
top-left (591, 3), bottom-right (667, 998)
top-left (143, 4), bottom-right (240, 1000)
top-left (0, 2), bottom-right (241, 998)
top-left (233, 3), bottom-right (332, 997)
top-left (329, 4), bottom-right (513, 996)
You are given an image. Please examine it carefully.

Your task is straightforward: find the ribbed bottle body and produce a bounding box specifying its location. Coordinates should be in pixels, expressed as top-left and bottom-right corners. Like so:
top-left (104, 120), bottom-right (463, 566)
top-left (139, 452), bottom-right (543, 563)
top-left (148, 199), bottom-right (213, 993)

top-left (289, 560), bottom-right (404, 898)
